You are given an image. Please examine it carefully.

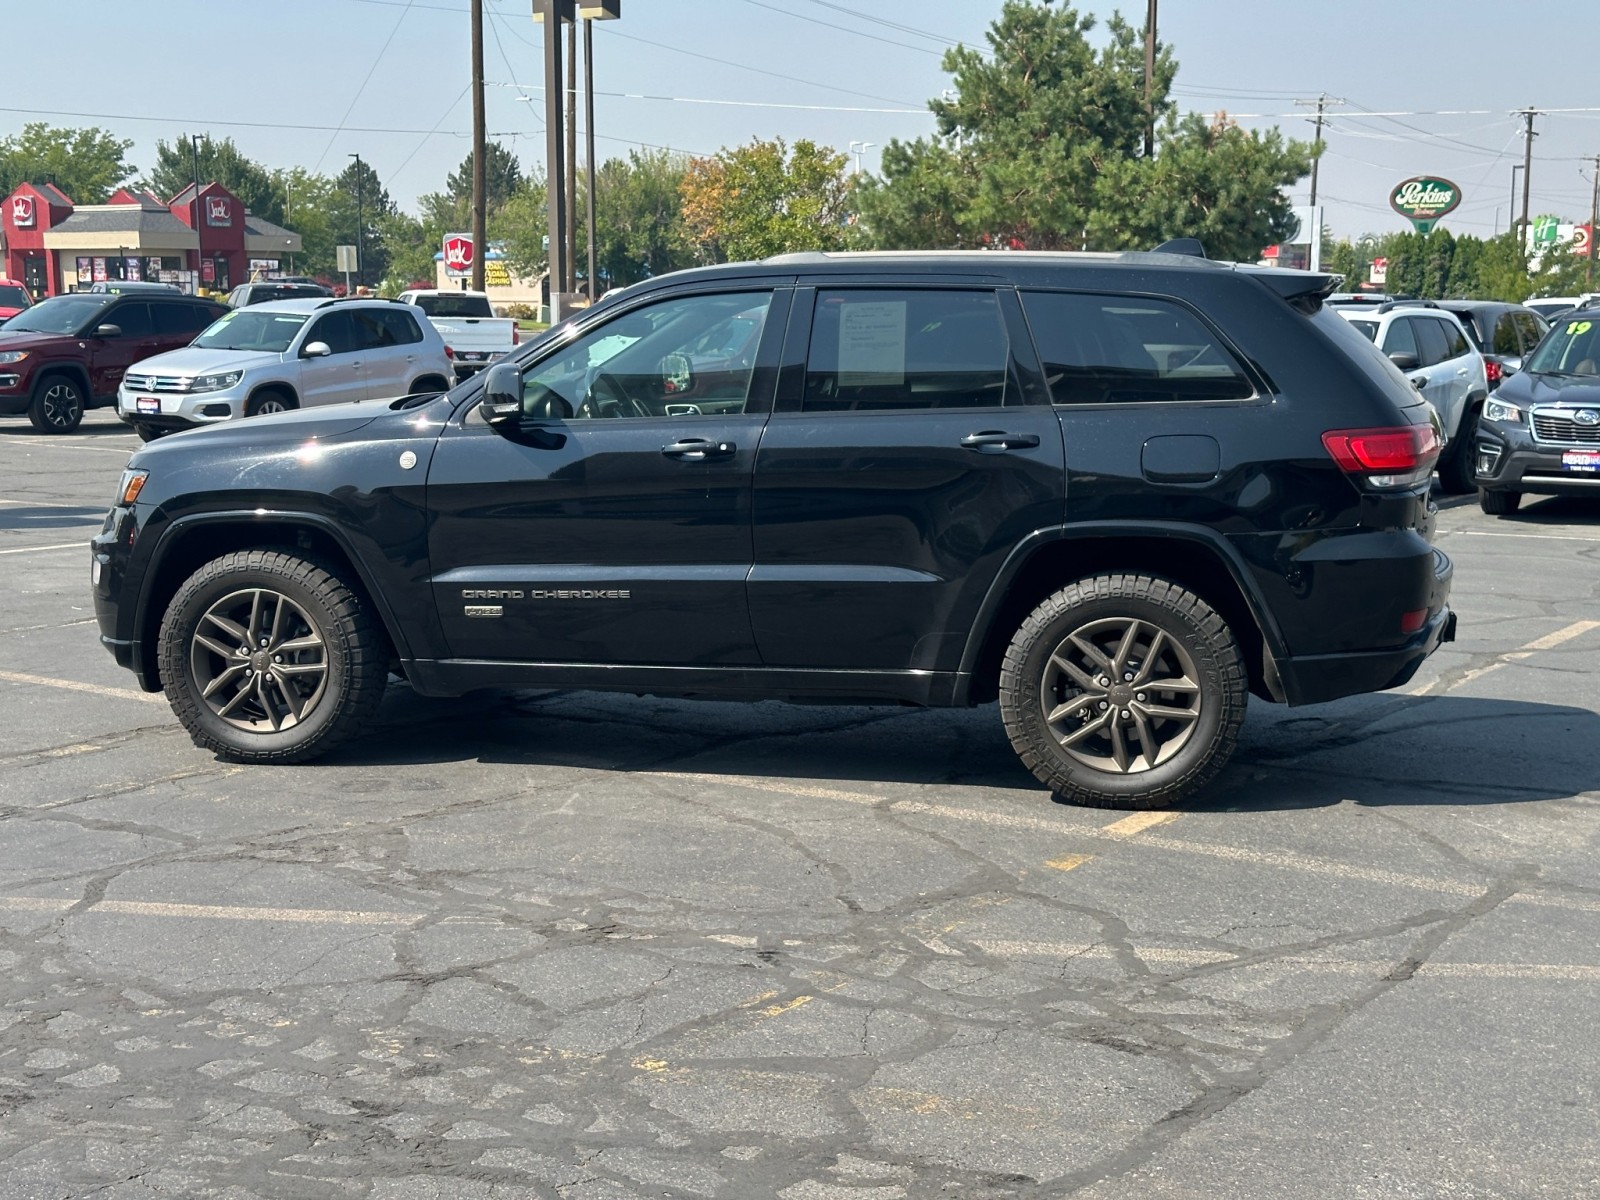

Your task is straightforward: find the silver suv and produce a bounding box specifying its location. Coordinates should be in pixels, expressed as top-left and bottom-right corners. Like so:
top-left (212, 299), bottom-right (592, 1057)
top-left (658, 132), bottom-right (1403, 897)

top-left (1334, 301), bottom-right (1489, 492)
top-left (119, 298), bottom-right (453, 441)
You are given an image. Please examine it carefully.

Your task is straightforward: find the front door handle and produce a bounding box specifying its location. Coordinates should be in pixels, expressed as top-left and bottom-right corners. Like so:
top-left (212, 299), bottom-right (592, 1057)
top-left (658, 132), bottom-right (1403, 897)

top-left (662, 438), bottom-right (736, 461)
top-left (960, 430), bottom-right (1041, 452)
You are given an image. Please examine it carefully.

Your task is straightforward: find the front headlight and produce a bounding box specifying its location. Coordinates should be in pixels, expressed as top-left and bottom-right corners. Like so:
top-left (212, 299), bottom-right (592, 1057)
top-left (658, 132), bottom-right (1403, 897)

top-left (1484, 397), bottom-right (1523, 424)
top-left (0, 350), bottom-right (29, 365)
top-left (192, 371), bottom-right (243, 393)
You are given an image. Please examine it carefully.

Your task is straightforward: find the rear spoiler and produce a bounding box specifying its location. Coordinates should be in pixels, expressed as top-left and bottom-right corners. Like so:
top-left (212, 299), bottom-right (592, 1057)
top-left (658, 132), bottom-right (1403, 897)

top-left (1251, 269), bottom-right (1345, 314)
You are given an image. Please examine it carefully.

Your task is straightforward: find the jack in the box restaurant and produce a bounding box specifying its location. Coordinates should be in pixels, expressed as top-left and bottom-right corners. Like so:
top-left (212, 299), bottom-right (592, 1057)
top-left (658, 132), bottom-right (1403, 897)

top-left (1, 180), bottom-right (302, 298)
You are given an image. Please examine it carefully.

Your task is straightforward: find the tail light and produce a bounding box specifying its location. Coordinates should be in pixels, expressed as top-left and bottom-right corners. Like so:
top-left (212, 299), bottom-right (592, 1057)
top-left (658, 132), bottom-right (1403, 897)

top-left (512, 325), bottom-right (520, 345)
top-left (1484, 359), bottom-right (1502, 388)
top-left (443, 345), bottom-right (454, 360)
top-left (1321, 425), bottom-right (1441, 489)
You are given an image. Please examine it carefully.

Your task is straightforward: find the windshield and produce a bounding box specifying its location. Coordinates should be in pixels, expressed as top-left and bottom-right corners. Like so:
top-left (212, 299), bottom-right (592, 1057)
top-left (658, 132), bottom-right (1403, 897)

top-left (412, 294), bottom-right (494, 318)
top-left (0, 284), bottom-right (29, 310)
top-left (1, 293), bottom-right (113, 335)
top-left (192, 309), bottom-right (309, 353)
top-left (1524, 314), bottom-right (1600, 376)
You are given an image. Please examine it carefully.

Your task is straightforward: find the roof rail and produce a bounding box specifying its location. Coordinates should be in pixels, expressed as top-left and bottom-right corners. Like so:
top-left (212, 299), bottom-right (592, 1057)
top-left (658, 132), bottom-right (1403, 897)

top-left (1152, 237), bottom-right (1206, 258)
top-left (1378, 299), bottom-right (1438, 313)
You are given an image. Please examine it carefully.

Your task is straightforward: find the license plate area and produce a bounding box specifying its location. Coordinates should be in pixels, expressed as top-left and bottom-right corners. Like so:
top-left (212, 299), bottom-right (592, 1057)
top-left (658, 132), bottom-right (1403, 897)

top-left (1562, 449), bottom-right (1600, 472)
top-left (135, 396), bottom-right (161, 415)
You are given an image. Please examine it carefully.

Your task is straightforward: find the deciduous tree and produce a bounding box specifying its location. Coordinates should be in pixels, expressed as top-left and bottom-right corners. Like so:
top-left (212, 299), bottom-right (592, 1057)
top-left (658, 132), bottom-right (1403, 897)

top-left (146, 136), bottom-right (285, 223)
top-left (680, 138), bottom-right (851, 263)
top-left (0, 123), bottom-right (134, 204)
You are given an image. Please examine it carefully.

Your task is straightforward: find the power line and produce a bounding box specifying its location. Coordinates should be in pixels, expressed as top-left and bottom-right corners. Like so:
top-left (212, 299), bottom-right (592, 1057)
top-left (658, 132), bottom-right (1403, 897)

top-left (803, 0), bottom-right (961, 46)
top-left (312, 0), bottom-right (416, 173)
top-left (0, 103), bottom-right (518, 137)
top-left (739, 0), bottom-right (941, 55)
top-left (486, 81), bottom-right (927, 115)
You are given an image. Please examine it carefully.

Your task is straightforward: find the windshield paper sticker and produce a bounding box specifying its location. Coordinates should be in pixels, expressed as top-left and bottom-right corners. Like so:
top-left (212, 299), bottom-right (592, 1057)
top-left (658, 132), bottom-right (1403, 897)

top-left (838, 301), bottom-right (906, 388)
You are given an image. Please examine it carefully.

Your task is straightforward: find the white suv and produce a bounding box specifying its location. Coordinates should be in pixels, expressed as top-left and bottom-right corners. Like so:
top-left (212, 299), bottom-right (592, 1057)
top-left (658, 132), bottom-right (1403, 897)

top-left (1334, 301), bottom-right (1489, 492)
top-left (118, 298), bottom-right (453, 441)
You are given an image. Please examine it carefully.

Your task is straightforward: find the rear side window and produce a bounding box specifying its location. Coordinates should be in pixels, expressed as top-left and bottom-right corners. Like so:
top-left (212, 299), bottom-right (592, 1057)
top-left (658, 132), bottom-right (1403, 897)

top-left (1437, 318), bottom-right (1470, 360)
top-left (152, 302), bottom-right (212, 335)
top-left (804, 289), bottom-right (1010, 411)
top-left (1021, 291), bottom-right (1253, 404)
top-left (108, 303), bottom-right (153, 338)
top-left (1492, 313), bottom-right (1521, 356)
top-left (1513, 311), bottom-right (1546, 353)
top-left (371, 308), bottom-right (424, 346)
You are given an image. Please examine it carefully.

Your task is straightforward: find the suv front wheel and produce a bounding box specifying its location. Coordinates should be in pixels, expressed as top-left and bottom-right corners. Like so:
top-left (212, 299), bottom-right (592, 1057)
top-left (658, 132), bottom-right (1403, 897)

top-left (158, 550), bottom-right (388, 763)
top-left (999, 574), bottom-right (1247, 810)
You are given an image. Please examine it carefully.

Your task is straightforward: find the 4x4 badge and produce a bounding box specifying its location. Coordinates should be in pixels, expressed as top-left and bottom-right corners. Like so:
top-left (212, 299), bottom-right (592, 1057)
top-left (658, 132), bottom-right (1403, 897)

top-left (1575, 410), bottom-right (1600, 426)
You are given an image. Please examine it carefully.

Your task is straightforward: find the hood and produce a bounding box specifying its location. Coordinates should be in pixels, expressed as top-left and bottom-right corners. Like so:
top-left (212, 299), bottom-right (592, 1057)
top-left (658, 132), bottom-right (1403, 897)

top-left (0, 329), bottom-right (72, 349)
top-left (130, 400), bottom-right (390, 466)
top-left (129, 346), bottom-right (287, 375)
top-left (1499, 370), bottom-right (1600, 408)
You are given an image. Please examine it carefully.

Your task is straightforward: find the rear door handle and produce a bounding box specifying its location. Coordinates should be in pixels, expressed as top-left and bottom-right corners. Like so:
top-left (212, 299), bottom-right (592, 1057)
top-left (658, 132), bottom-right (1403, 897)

top-left (662, 438), bottom-right (736, 461)
top-left (1410, 375), bottom-right (1428, 390)
top-left (960, 431), bottom-right (1041, 451)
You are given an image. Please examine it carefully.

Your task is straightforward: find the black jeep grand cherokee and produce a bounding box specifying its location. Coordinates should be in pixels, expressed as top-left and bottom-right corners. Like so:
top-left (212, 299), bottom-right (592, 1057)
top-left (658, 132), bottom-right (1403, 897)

top-left (92, 249), bottom-right (1455, 809)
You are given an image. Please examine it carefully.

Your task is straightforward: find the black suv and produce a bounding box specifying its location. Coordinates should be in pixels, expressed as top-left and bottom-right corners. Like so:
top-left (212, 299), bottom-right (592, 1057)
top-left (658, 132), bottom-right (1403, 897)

top-left (92, 250), bottom-right (1455, 809)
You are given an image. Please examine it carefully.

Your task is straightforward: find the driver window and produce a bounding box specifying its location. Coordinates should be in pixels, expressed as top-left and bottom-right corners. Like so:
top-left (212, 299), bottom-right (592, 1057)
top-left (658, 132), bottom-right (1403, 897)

top-left (518, 291), bottom-right (773, 420)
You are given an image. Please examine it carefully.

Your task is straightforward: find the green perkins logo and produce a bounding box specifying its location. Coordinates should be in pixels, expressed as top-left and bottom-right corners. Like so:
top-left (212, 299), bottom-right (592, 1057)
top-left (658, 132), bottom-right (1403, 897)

top-left (1390, 177), bottom-right (1462, 222)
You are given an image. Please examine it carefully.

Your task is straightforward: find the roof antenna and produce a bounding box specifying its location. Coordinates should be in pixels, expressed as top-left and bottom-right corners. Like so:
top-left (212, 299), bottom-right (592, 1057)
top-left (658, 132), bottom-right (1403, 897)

top-left (1154, 238), bottom-right (1206, 258)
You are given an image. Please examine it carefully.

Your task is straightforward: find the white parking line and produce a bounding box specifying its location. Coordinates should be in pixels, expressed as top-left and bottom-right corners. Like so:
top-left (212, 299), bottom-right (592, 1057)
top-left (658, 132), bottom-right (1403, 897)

top-left (0, 896), bottom-right (421, 925)
top-left (0, 542), bottom-right (85, 556)
top-left (0, 437), bottom-right (133, 455)
top-left (0, 669), bottom-right (167, 705)
top-left (1447, 529), bottom-right (1600, 544)
top-left (0, 498), bottom-right (82, 508)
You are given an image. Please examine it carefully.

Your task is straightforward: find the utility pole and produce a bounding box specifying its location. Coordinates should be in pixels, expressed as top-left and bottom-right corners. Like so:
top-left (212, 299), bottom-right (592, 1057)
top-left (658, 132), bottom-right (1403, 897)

top-left (584, 17), bottom-right (598, 301)
top-left (349, 153), bottom-right (364, 289)
top-left (470, 0), bottom-right (487, 292)
top-left (1294, 95), bottom-right (1343, 210)
top-left (539, 0), bottom-right (569, 319)
top-left (1142, 0), bottom-right (1157, 158)
top-left (1590, 154), bottom-right (1599, 287)
top-left (565, 15), bottom-right (578, 295)
top-left (1517, 107), bottom-right (1539, 251)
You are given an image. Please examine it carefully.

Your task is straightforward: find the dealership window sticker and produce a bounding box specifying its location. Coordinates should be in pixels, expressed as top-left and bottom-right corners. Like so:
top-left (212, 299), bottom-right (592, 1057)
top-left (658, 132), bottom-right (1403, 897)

top-left (838, 300), bottom-right (907, 387)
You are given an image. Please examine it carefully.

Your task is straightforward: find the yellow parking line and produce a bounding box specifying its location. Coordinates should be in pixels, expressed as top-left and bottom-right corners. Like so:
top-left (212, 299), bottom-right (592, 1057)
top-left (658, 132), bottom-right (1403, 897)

top-left (1045, 853), bottom-right (1094, 871)
top-left (1407, 618), bottom-right (1600, 697)
top-left (0, 669), bottom-right (167, 705)
top-left (1100, 810), bottom-right (1180, 839)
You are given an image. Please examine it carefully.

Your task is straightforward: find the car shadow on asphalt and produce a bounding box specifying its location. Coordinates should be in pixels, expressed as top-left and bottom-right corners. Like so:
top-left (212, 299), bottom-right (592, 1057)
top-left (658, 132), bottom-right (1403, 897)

top-left (313, 688), bottom-right (1598, 809)
top-left (1482, 495), bottom-right (1600, 524)
top-left (1195, 693), bottom-right (1600, 811)
top-left (0, 505), bottom-right (107, 531)
top-left (2, 422), bottom-right (135, 438)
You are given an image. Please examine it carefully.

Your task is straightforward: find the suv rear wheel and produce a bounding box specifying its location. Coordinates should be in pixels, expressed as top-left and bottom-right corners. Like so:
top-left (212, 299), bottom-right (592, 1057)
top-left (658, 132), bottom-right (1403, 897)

top-left (999, 574), bottom-right (1247, 810)
top-left (157, 550), bottom-right (388, 763)
top-left (28, 374), bottom-right (86, 433)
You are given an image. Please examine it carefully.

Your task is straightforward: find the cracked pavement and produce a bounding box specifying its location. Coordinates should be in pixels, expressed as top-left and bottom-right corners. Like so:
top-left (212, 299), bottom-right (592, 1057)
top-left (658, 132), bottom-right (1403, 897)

top-left (2, 414), bottom-right (1600, 1198)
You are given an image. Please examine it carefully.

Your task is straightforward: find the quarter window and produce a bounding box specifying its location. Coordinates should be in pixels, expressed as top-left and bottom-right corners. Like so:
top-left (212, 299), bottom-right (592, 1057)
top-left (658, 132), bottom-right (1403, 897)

top-left (1021, 291), bottom-right (1252, 404)
top-left (804, 289), bottom-right (1010, 411)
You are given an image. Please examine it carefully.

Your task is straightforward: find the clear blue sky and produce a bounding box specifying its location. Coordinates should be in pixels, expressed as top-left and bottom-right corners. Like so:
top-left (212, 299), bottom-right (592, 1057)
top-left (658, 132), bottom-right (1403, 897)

top-left (7, 0), bottom-right (1596, 241)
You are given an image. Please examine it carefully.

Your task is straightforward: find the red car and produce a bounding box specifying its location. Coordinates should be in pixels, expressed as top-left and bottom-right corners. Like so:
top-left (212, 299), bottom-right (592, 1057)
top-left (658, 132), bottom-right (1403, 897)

top-left (0, 279), bottom-right (32, 321)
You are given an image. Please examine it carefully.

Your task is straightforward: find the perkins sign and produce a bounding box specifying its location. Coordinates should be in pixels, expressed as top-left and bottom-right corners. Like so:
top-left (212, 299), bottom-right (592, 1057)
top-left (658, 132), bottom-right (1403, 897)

top-left (1390, 177), bottom-right (1462, 233)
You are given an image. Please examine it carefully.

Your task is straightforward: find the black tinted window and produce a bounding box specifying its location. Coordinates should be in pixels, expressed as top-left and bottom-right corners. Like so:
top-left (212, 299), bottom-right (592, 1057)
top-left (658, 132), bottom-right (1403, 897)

top-left (1491, 314), bottom-right (1520, 356)
top-left (152, 302), bottom-right (211, 336)
top-left (412, 293), bottom-right (494, 318)
top-left (1412, 318), bottom-right (1451, 367)
top-left (1513, 311), bottom-right (1546, 353)
top-left (1438, 318), bottom-right (1470, 359)
top-left (306, 311), bottom-right (360, 355)
top-left (1021, 291), bottom-right (1253, 404)
top-left (107, 302), bottom-right (153, 338)
top-left (1382, 317), bottom-right (1419, 360)
top-left (371, 308), bottom-right (424, 346)
top-left (805, 289), bottom-right (1009, 411)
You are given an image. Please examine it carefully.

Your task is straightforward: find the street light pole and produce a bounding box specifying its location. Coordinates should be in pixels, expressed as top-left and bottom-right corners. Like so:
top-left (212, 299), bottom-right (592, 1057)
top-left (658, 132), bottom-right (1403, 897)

top-left (584, 17), bottom-right (597, 301)
top-left (848, 140), bottom-right (875, 176)
top-left (349, 153), bottom-right (364, 289)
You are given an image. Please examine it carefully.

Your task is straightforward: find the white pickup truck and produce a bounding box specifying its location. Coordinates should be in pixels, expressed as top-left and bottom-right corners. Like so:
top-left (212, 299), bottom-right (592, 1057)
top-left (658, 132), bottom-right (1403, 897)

top-left (394, 289), bottom-right (519, 379)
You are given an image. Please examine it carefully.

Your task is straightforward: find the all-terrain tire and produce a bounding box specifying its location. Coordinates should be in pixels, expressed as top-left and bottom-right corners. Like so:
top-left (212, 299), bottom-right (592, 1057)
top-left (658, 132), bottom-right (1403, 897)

top-left (28, 374), bottom-right (86, 433)
top-left (998, 573), bottom-right (1247, 810)
top-left (157, 550), bottom-right (387, 763)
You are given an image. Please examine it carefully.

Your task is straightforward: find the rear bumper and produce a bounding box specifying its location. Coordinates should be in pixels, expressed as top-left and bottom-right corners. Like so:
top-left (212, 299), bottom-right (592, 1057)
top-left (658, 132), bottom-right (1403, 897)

top-left (1274, 605), bottom-right (1456, 705)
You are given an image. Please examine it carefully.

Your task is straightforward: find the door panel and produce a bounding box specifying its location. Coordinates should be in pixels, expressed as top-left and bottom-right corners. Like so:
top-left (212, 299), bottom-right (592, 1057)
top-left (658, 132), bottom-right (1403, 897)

top-left (89, 302), bottom-right (163, 399)
top-left (750, 285), bottom-right (1066, 671)
top-left (299, 311), bottom-right (368, 408)
top-left (425, 287), bottom-right (787, 666)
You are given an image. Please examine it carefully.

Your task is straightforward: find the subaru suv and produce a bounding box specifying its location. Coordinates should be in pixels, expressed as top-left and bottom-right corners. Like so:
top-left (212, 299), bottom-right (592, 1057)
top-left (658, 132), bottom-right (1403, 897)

top-left (92, 248), bottom-right (1455, 810)
top-left (1474, 305), bottom-right (1600, 515)
top-left (1334, 300), bottom-right (1488, 492)
top-left (118, 298), bottom-right (452, 441)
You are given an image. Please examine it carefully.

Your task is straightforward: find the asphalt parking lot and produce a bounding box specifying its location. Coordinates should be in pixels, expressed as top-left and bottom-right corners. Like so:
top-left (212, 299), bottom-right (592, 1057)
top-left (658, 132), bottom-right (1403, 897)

top-left (3, 409), bottom-right (1599, 1200)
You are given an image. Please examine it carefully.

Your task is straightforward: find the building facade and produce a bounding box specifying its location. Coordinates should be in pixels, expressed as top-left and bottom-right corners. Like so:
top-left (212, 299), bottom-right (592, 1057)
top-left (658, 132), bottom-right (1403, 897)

top-left (1, 181), bottom-right (302, 299)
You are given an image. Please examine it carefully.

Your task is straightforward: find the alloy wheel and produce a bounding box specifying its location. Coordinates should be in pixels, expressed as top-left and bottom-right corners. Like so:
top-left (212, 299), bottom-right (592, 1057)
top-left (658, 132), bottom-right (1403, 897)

top-left (1039, 616), bottom-right (1203, 774)
top-left (41, 382), bottom-right (82, 429)
top-left (188, 587), bottom-right (329, 732)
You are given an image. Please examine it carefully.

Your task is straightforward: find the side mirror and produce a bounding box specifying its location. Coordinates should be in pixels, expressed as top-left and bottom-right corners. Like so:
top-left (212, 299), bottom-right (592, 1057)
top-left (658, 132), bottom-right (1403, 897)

top-left (93, 323), bottom-right (123, 338)
top-left (302, 341), bottom-right (332, 358)
top-left (660, 352), bottom-right (695, 396)
top-left (480, 361), bottom-right (523, 426)
top-left (1387, 350), bottom-right (1421, 371)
